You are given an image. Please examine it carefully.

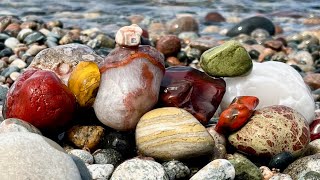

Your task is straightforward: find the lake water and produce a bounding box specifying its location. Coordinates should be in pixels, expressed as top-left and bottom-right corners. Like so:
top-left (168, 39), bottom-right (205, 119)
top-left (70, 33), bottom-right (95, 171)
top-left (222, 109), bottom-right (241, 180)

top-left (0, 0), bottom-right (319, 37)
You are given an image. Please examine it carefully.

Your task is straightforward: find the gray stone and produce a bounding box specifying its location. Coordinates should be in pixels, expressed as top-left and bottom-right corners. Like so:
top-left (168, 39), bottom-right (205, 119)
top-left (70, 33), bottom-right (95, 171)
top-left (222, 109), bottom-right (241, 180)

top-left (163, 160), bottom-right (191, 180)
top-left (93, 148), bottom-right (123, 167)
top-left (1, 66), bottom-right (20, 78)
top-left (300, 171), bottom-right (320, 180)
top-left (0, 132), bottom-right (81, 179)
top-left (0, 118), bottom-right (42, 134)
top-left (29, 43), bottom-right (103, 84)
top-left (70, 154), bottom-right (92, 180)
top-left (17, 28), bottom-right (33, 41)
top-left (110, 158), bottom-right (169, 180)
top-left (284, 154), bottom-right (320, 179)
top-left (69, 149), bottom-right (94, 164)
top-left (190, 159), bottom-right (235, 180)
top-left (24, 31), bottom-right (45, 45)
top-left (270, 173), bottom-right (293, 180)
top-left (0, 85), bottom-right (8, 103)
top-left (87, 164), bottom-right (114, 180)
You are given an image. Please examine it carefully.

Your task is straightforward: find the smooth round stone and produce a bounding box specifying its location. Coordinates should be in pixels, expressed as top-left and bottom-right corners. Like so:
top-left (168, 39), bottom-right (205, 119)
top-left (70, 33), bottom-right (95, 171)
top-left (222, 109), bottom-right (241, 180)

top-left (221, 61), bottom-right (315, 124)
top-left (0, 118), bottom-right (41, 134)
top-left (92, 149), bottom-right (123, 167)
top-left (67, 125), bottom-right (105, 151)
top-left (4, 37), bottom-right (19, 50)
top-left (0, 48), bottom-right (13, 58)
top-left (229, 105), bottom-right (310, 157)
top-left (213, 143), bottom-right (227, 160)
top-left (156, 35), bottom-right (181, 57)
top-left (115, 24), bottom-right (142, 47)
top-left (200, 40), bottom-right (253, 77)
top-left (251, 28), bottom-right (270, 39)
top-left (178, 32), bottom-right (199, 43)
top-left (25, 44), bottom-right (46, 56)
top-left (69, 149), bottom-right (94, 164)
top-left (306, 139), bottom-right (320, 155)
top-left (0, 85), bottom-right (8, 103)
top-left (302, 171), bottom-right (320, 180)
top-left (9, 71), bottom-right (20, 81)
top-left (309, 119), bottom-right (320, 141)
top-left (70, 155), bottom-right (92, 180)
top-left (110, 158), bottom-right (169, 180)
top-left (288, 51), bottom-right (314, 72)
top-left (206, 125), bottom-right (226, 146)
top-left (168, 16), bottom-right (199, 34)
top-left (29, 43), bottom-right (103, 85)
top-left (24, 31), bottom-right (45, 45)
top-left (284, 154), bottom-right (320, 179)
top-left (17, 28), bottom-right (33, 41)
top-left (0, 132), bottom-right (81, 179)
top-left (227, 153), bottom-right (262, 180)
top-left (1, 66), bottom-right (19, 78)
top-left (87, 164), bottom-right (114, 180)
top-left (269, 173), bottom-right (293, 180)
top-left (102, 131), bottom-right (134, 157)
top-left (268, 152), bottom-right (295, 171)
top-left (162, 160), bottom-right (190, 180)
top-left (136, 107), bottom-right (215, 161)
top-left (205, 12), bottom-right (226, 23)
top-left (9, 59), bottom-right (27, 69)
top-left (226, 16), bottom-right (275, 37)
top-left (190, 159), bottom-right (235, 180)
top-left (189, 37), bottom-right (219, 52)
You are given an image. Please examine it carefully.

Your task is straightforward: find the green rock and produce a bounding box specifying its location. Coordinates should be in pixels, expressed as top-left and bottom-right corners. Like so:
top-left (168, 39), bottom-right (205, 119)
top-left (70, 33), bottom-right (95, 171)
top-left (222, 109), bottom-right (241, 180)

top-left (200, 40), bottom-right (252, 77)
top-left (227, 153), bottom-right (262, 180)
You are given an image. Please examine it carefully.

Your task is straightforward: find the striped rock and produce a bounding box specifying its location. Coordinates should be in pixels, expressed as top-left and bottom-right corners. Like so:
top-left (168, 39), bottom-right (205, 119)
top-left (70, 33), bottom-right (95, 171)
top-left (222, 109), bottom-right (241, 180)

top-left (229, 105), bottom-right (310, 158)
top-left (136, 107), bottom-right (215, 161)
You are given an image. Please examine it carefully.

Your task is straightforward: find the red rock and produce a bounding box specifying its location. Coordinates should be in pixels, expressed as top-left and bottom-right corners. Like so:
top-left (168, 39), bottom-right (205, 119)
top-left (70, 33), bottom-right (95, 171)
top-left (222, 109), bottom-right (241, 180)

top-left (215, 96), bottom-right (259, 134)
top-left (3, 69), bottom-right (76, 132)
top-left (310, 119), bottom-right (320, 141)
top-left (159, 66), bottom-right (226, 124)
top-left (156, 35), bottom-right (181, 57)
top-left (205, 12), bottom-right (226, 23)
top-left (4, 23), bottom-right (21, 37)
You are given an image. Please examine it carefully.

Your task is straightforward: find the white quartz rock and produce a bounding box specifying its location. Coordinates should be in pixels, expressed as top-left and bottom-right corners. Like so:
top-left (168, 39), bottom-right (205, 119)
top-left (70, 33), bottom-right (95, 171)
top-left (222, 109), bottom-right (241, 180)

top-left (221, 61), bottom-right (315, 124)
top-left (115, 24), bottom-right (142, 47)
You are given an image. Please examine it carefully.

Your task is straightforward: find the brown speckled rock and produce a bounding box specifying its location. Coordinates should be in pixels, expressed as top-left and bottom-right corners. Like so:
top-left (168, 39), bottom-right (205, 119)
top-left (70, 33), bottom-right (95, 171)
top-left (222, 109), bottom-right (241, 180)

top-left (228, 105), bottom-right (310, 157)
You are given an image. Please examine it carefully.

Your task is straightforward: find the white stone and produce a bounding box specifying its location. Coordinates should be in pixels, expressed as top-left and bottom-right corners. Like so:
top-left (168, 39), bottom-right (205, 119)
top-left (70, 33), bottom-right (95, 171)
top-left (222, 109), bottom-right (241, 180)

top-left (115, 24), bottom-right (142, 46)
top-left (0, 118), bottom-right (41, 134)
top-left (87, 164), bottom-right (114, 180)
top-left (221, 61), bottom-right (315, 124)
top-left (4, 37), bottom-right (20, 50)
top-left (10, 59), bottom-right (27, 69)
top-left (110, 158), bottom-right (169, 180)
top-left (190, 159), bottom-right (235, 180)
top-left (69, 149), bottom-right (94, 164)
top-left (9, 72), bottom-right (20, 81)
top-left (0, 132), bottom-right (81, 179)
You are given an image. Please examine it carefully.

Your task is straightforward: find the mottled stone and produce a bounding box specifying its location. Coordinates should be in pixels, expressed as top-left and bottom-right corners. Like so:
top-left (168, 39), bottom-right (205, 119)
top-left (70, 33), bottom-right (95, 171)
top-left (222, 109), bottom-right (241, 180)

top-left (206, 125), bottom-right (227, 146)
top-left (110, 158), bottom-right (169, 180)
top-left (159, 66), bottom-right (226, 124)
top-left (310, 119), bottom-right (320, 141)
top-left (136, 107), bottom-right (215, 161)
top-left (87, 164), bottom-right (114, 180)
top-left (69, 149), bottom-right (94, 164)
top-left (190, 159), bottom-right (235, 180)
top-left (305, 139), bottom-right (320, 155)
top-left (284, 154), bottom-right (320, 179)
top-left (270, 173), bottom-right (293, 180)
top-left (115, 24), bottom-right (142, 47)
top-left (229, 105), bottom-right (310, 157)
top-left (0, 132), bottom-right (81, 179)
top-left (221, 61), bottom-right (315, 124)
top-left (200, 40), bottom-right (253, 77)
top-left (189, 37), bottom-right (219, 52)
top-left (227, 153), bottom-right (262, 180)
top-left (29, 43), bottom-right (103, 85)
top-left (0, 118), bottom-right (42, 134)
top-left (302, 171), bottom-right (320, 180)
top-left (162, 160), bottom-right (190, 180)
top-left (92, 149), bottom-right (123, 167)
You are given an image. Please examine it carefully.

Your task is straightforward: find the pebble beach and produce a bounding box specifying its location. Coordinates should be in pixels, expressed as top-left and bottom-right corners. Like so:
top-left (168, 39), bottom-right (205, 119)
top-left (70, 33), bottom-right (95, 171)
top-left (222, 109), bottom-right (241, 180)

top-left (0, 0), bottom-right (320, 179)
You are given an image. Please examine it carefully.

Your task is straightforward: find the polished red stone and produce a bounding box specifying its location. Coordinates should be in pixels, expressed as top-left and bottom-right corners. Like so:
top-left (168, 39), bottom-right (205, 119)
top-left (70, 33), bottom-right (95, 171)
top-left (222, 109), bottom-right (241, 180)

top-left (310, 119), bottom-right (320, 141)
top-left (3, 69), bottom-right (76, 132)
top-left (159, 66), bottom-right (226, 124)
top-left (215, 96), bottom-right (259, 134)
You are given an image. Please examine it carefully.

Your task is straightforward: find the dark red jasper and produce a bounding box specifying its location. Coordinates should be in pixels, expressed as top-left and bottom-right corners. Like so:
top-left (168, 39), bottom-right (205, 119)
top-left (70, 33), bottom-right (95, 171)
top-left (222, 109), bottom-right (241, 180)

top-left (158, 66), bottom-right (226, 124)
top-left (215, 96), bottom-right (259, 134)
top-left (310, 119), bottom-right (320, 141)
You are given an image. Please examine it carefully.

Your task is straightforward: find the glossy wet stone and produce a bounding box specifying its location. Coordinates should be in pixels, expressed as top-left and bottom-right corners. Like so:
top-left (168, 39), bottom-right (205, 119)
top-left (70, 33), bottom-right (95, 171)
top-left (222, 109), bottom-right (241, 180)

top-left (310, 119), bottom-right (320, 141)
top-left (268, 152), bottom-right (295, 171)
top-left (226, 16), bottom-right (275, 37)
top-left (215, 96), bottom-right (259, 134)
top-left (159, 66), bottom-right (226, 124)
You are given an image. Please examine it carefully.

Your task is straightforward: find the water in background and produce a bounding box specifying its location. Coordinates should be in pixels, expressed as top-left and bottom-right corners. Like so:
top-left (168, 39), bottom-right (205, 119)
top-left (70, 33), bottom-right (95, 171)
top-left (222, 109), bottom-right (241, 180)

top-left (0, 0), bottom-right (319, 38)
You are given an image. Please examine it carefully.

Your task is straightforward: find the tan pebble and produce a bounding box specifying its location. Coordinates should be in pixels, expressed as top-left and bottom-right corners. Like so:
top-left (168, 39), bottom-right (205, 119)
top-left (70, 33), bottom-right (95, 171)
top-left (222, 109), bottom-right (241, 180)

top-left (260, 166), bottom-right (274, 180)
top-left (9, 72), bottom-right (20, 81)
top-left (115, 24), bottom-right (142, 47)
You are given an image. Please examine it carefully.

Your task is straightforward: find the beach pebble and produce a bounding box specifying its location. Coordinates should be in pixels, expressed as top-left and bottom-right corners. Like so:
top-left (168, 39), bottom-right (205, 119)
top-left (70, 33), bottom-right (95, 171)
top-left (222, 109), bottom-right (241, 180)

top-left (17, 28), bottom-right (33, 41)
top-left (162, 160), bottom-right (191, 180)
top-left (206, 125), bottom-right (227, 146)
top-left (69, 149), bottom-right (94, 164)
top-left (24, 31), bottom-right (45, 45)
top-left (156, 35), bottom-right (181, 57)
top-left (25, 44), bottom-right (47, 56)
top-left (205, 12), bottom-right (226, 23)
top-left (229, 105), bottom-right (310, 157)
top-left (227, 153), bottom-right (262, 180)
top-left (102, 131), bottom-right (134, 157)
top-left (168, 16), bottom-right (199, 34)
top-left (110, 158), bottom-right (169, 180)
top-left (115, 24), bottom-right (142, 47)
top-left (87, 164), bottom-right (114, 180)
top-left (268, 152), bottom-right (295, 171)
top-left (284, 153), bottom-right (320, 179)
top-left (4, 37), bottom-right (20, 50)
top-left (269, 173), bottom-right (293, 180)
top-left (0, 132), bottom-right (81, 179)
top-left (305, 139), bottom-right (320, 155)
top-left (136, 107), bottom-right (215, 161)
top-left (0, 118), bottom-right (42, 134)
top-left (260, 166), bottom-right (274, 180)
top-left (9, 59), bottom-right (26, 69)
top-left (70, 155), bottom-right (92, 180)
top-left (221, 61), bottom-right (315, 124)
top-left (92, 149), bottom-right (123, 167)
top-left (190, 159), bottom-right (235, 180)
top-left (309, 119), bottom-right (320, 141)
top-left (200, 40), bottom-right (253, 77)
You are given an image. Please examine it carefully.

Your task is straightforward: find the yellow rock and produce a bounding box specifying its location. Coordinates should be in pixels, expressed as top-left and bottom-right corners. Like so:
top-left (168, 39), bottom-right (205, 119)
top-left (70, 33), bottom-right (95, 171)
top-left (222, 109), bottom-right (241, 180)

top-left (68, 61), bottom-right (100, 107)
top-left (136, 107), bottom-right (215, 161)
